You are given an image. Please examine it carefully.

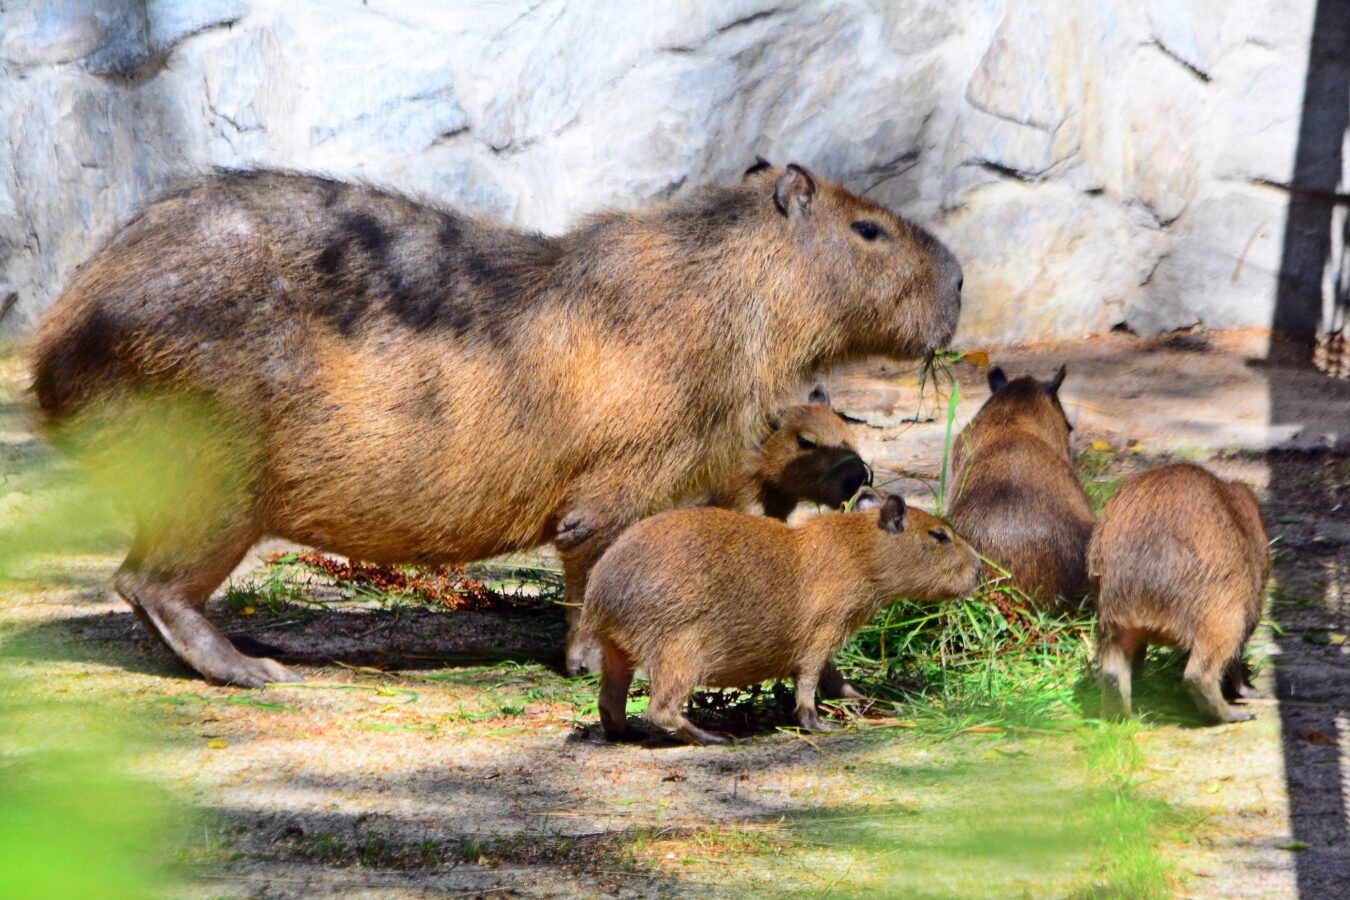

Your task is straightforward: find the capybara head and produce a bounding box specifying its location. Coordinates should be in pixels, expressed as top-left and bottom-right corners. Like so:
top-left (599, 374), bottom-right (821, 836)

top-left (759, 384), bottom-right (868, 511)
top-left (741, 160), bottom-right (963, 356)
top-left (954, 365), bottom-right (1072, 470)
top-left (853, 489), bottom-right (981, 600)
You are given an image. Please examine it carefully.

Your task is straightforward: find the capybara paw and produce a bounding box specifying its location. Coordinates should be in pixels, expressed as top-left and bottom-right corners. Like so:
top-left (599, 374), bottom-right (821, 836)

top-left (797, 711), bottom-right (839, 732)
top-left (1220, 707), bottom-right (1255, 724)
top-left (835, 682), bottom-right (868, 701)
top-left (1236, 683), bottom-right (1264, 700)
top-left (689, 730), bottom-right (733, 746)
top-left (208, 655), bottom-right (303, 689)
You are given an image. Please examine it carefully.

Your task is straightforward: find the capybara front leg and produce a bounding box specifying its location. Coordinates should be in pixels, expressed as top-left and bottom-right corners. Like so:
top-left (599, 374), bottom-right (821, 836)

top-left (1098, 634), bottom-right (1136, 721)
top-left (115, 528), bottom-right (300, 688)
top-left (794, 664), bottom-right (838, 732)
top-left (819, 661), bottom-right (866, 701)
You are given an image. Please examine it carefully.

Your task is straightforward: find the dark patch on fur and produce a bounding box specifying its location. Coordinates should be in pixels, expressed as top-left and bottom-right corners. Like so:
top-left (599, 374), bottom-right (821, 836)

top-left (34, 307), bottom-right (117, 416)
top-left (315, 243), bottom-right (343, 276)
top-left (437, 212), bottom-right (463, 248)
top-left (341, 213), bottom-right (390, 259)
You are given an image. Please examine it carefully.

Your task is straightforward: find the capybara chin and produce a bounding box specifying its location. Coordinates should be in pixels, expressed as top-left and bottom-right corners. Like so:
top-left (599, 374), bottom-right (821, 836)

top-left (947, 365), bottom-right (1095, 608)
top-left (30, 161), bottom-right (963, 687)
top-left (1090, 463), bottom-right (1270, 724)
top-left (713, 383), bottom-right (869, 519)
top-left (582, 489), bottom-right (980, 745)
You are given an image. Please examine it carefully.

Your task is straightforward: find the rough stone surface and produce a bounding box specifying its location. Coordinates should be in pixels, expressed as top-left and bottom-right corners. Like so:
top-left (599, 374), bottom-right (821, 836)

top-left (0, 0), bottom-right (1340, 344)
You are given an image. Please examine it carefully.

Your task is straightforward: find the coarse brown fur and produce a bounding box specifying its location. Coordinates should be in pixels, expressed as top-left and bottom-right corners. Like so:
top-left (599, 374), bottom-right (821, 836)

top-left (712, 384), bottom-right (868, 519)
top-left (1089, 463), bottom-right (1270, 724)
top-left (582, 489), bottom-right (980, 745)
top-left (946, 366), bottom-right (1095, 608)
top-left (29, 163), bottom-right (963, 686)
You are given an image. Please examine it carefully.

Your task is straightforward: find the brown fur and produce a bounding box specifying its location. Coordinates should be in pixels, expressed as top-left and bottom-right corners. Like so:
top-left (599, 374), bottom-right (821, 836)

top-left (1089, 463), bottom-right (1270, 724)
top-left (947, 365), bottom-right (1095, 608)
top-left (582, 490), bottom-right (980, 745)
top-left (712, 384), bottom-right (867, 519)
top-left (29, 163), bottom-right (962, 686)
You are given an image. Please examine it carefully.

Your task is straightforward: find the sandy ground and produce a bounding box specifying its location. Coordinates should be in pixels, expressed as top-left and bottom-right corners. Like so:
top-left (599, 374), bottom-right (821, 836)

top-left (2, 330), bottom-right (1348, 897)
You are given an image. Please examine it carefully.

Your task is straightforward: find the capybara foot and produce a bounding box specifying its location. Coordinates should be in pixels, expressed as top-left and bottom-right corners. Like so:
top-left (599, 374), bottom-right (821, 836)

top-left (212, 653), bottom-right (304, 689)
top-left (1186, 676), bottom-right (1253, 724)
top-left (678, 724), bottom-right (733, 746)
top-left (797, 708), bottom-right (839, 732)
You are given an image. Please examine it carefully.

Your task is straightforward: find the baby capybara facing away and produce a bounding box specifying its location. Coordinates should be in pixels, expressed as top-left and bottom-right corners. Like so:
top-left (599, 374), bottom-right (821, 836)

top-left (31, 161), bottom-right (963, 686)
top-left (582, 489), bottom-right (979, 745)
top-left (714, 384), bottom-right (868, 519)
top-left (1090, 464), bottom-right (1269, 724)
top-left (947, 366), bottom-right (1095, 607)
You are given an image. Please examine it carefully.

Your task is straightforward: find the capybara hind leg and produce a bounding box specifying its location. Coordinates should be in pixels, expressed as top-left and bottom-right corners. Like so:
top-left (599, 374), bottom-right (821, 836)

top-left (598, 642), bottom-right (637, 741)
top-left (1184, 651), bottom-right (1252, 724)
top-left (646, 661), bottom-right (729, 746)
top-left (1098, 633), bottom-right (1137, 721)
top-left (115, 527), bottom-right (299, 688)
top-left (819, 661), bottom-right (866, 701)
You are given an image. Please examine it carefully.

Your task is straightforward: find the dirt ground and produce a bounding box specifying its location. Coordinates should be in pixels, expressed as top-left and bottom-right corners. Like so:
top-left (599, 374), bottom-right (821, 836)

top-left (2, 329), bottom-right (1348, 897)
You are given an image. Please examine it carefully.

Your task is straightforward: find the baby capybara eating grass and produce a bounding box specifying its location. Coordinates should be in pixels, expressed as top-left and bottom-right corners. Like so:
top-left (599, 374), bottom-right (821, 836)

top-left (1089, 463), bottom-right (1269, 724)
top-left (713, 384), bottom-right (868, 519)
top-left (30, 161), bottom-right (962, 686)
top-left (947, 365), bottom-right (1095, 608)
top-left (582, 489), bottom-right (979, 745)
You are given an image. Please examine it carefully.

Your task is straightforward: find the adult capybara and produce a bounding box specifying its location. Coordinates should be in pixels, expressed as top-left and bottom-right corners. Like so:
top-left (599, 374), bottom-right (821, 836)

top-left (1090, 463), bottom-right (1269, 723)
top-left (582, 488), bottom-right (979, 744)
top-left (30, 161), bottom-right (963, 686)
top-left (946, 366), bottom-right (1094, 607)
top-left (712, 384), bottom-right (868, 519)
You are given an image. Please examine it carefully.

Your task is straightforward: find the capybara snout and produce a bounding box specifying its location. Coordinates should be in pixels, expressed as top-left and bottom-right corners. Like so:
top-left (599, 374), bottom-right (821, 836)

top-left (582, 489), bottom-right (978, 745)
top-left (1090, 463), bottom-right (1269, 724)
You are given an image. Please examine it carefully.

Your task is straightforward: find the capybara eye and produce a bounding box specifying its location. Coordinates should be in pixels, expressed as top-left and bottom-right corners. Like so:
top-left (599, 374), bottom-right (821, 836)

top-left (929, 529), bottom-right (951, 544)
top-left (796, 435), bottom-right (817, 450)
top-left (850, 221), bottom-right (886, 242)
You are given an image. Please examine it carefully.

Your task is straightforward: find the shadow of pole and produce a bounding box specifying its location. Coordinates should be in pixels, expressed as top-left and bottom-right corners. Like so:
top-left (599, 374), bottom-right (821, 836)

top-left (1269, 0), bottom-right (1349, 895)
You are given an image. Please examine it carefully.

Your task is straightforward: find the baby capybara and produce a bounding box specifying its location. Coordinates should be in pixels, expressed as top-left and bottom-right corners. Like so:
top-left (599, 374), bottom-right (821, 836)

top-left (713, 384), bottom-right (869, 519)
top-left (1090, 463), bottom-right (1269, 723)
top-left (947, 366), bottom-right (1095, 607)
top-left (582, 489), bottom-right (980, 745)
top-left (30, 161), bottom-right (963, 686)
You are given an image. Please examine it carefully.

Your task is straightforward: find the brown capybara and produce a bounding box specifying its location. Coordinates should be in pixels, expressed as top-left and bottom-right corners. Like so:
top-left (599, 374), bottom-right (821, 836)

top-left (712, 384), bottom-right (869, 519)
top-left (582, 488), bottom-right (980, 745)
top-left (29, 161), bottom-right (963, 686)
top-left (946, 365), bottom-right (1095, 607)
top-left (1090, 463), bottom-right (1270, 724)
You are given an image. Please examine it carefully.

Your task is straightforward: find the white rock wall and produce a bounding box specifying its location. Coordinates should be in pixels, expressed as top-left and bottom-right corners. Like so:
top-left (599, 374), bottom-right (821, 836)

top-left (0, 0), bottom-right (1336, 345)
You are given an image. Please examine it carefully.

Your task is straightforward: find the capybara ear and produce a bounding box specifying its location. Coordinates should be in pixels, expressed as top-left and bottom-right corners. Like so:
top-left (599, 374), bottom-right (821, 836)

top-left (878, 494), bottom-right (907, 533)
top-left (743, 156), bottom-right (773, 179)
top-left (854, 487), bottom-right (882, 510)
top-left (774, 163), bottom-right (816, 219)
top-left (987, 367), bottom-right (1008, 394)
top-left (807, 383), bottom-right (831, 406)
top-left (1044, 364), bottom-right (1067, 396)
